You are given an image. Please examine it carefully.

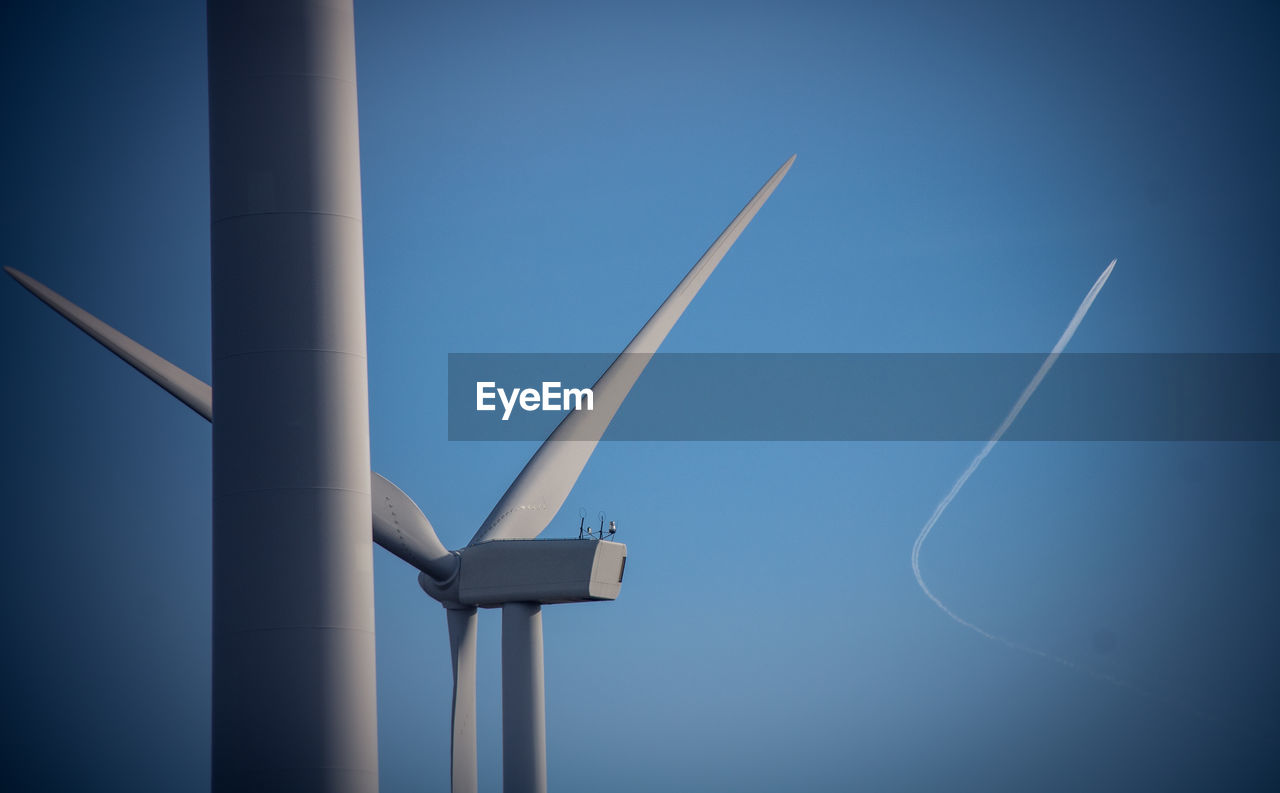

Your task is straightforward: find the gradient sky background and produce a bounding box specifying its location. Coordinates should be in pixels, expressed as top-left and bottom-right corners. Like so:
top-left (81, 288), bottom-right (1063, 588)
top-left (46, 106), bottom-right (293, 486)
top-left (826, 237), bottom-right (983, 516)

top-left (2, 1), bottom-right (1278, 791)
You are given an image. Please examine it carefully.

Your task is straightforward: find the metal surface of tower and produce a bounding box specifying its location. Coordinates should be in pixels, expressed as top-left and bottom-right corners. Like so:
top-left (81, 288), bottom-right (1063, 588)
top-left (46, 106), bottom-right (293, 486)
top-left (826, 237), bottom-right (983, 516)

top-left (207, 1), bottom-right (378, 789)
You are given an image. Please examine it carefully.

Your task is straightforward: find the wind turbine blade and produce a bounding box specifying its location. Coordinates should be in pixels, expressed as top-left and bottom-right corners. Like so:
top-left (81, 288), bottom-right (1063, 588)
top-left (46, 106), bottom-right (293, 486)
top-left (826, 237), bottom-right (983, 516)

top-left (469, 156), bottom-right (795, 545)
top-left (4, 266), bottom-right (213, 421)
top-left (371, 472), bottom-right (458, 581)
top-left (446, 607), bottom-right (479, 793)
top-left (5, 268), bottom-right (459, 576)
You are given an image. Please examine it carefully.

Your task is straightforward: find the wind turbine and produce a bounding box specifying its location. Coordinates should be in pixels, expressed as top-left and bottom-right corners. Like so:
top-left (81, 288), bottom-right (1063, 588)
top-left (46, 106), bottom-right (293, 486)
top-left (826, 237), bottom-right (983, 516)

top-left (6, 154), bottom-right (793, 792)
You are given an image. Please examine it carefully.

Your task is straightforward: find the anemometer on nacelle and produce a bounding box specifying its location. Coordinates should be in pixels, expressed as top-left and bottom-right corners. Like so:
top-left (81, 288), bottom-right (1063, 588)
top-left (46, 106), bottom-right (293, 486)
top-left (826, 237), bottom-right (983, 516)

top-left (578, 507), bottom-right (617, 541)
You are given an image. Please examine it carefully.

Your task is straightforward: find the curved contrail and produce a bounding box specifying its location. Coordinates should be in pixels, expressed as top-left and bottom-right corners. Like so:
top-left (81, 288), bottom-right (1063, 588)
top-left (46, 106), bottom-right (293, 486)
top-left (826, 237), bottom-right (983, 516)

top-left (911, 260), bottom-right (1123, 683)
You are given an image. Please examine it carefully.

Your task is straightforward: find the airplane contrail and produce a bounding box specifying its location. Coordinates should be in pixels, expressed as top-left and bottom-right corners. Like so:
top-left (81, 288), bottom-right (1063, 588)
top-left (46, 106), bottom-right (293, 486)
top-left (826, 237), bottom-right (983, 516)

top-left (910, 263), bottom-right (1238, 729)
top-left (910, 259), bottom-right (1124, 682)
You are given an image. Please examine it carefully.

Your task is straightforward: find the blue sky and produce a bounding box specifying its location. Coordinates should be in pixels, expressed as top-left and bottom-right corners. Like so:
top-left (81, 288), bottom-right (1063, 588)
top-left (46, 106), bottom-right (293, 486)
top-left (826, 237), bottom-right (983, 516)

top-left (1, 1), bottom-right (1277, 791)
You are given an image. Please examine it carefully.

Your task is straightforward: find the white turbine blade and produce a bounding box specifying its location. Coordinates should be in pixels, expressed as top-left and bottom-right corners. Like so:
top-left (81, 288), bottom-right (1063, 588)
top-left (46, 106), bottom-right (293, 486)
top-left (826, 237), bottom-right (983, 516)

top-left (446, 607), bottom-right (479, 793)
top-left (469, 155), bottom-right (795, 545)
top-left (5, 266), bottom-right (213, 421)
top-left (6, 267), bottom-right (459, 577)
top-left (371, 472), bottom-right (458, 581)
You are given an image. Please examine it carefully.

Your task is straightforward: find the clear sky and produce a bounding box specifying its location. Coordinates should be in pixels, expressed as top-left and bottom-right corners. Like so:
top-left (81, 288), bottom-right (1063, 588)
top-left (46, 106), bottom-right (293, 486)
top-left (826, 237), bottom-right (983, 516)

top-left (1, 1), bottom-right (1277, 791)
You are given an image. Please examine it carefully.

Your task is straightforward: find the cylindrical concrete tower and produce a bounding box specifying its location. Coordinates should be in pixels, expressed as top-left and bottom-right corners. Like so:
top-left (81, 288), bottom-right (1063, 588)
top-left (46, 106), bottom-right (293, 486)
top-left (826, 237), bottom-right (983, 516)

top-left (207, 1), bottom-right (378, 789)
top-left (502, 603), bottom-right (547, 793)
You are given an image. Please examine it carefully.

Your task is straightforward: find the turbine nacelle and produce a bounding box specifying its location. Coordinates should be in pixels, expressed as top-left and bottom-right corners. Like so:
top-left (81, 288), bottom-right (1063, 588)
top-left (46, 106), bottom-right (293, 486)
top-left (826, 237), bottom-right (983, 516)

top-left (418, 538), bottom-right (626, 608)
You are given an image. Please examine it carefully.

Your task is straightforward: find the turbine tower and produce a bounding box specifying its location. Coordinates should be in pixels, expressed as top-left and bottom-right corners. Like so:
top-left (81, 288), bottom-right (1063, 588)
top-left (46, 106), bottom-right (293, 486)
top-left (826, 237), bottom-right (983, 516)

top-left (208, 1), bottom-right (377, 789)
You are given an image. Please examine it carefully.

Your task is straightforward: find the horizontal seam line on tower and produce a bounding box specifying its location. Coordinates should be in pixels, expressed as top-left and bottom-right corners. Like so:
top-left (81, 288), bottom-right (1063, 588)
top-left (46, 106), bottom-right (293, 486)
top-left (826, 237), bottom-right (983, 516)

top-left (223, 767), bottom-right (378, 776)
top-left (230, 767), bottom-right (377, 771)
top-left (213, 486), bottom-right (371, 500)
top-left (212, 210), bottom-right (362, 224)
top-left (214, 348), bottom-right (367, 363)
top-left (220, 626), bottom-right (376, 636)
top-left (210, 72), bottom-right (356, 86)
